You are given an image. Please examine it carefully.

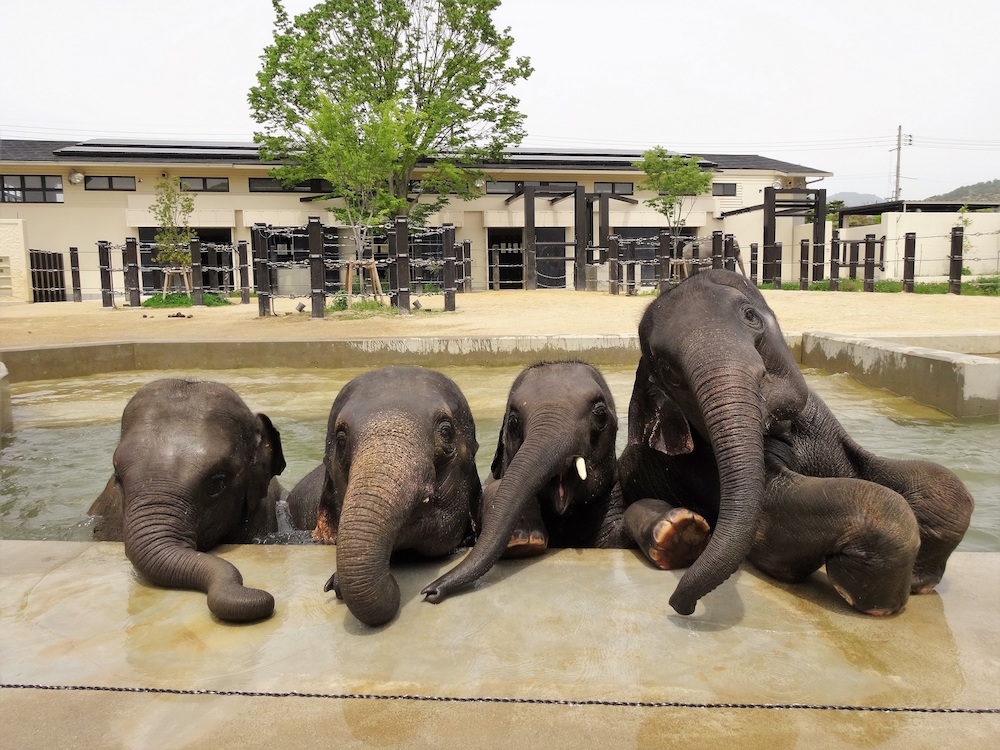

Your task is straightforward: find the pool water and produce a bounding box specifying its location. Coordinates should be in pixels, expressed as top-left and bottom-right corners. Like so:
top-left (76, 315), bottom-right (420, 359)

top-left (1, 366), bottom-right (997, 551)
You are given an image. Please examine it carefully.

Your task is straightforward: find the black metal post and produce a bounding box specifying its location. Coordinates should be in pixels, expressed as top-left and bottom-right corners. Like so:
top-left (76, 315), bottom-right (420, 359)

top-left (902, 232), bottom-right (916, 293)
top-left (252, 224), bottom-right (271, 317)
top-left (394, 217), bottom-right (411, 313)
top-left (462, 239), bottom-right (472, 292)
top-left (799, 239), bottom-right (810, 290)
top-left (712, 231), bottom-right (724, 270)
top-left (97, 241), bottom-right (113, 307)
top-left (123, 238), bottom-right (141, 307)
top-left (863, 233), bottom-right (876, 292)
top-left (812, 188), bottom-right (827, 282)
top-left (762, 186), bottom-right (776, 283)
top-left (523, 184), bottom-right (537, 290)
top-left (948, 226), bottom-right (964, 295)
top-left (443, 224), bottom-right (456, 311)
top-left (308, 216), bottom-right (325, 318)
top-left (190, 238), bottom-right (204, 305)
top-left (657, 230), bottom-right (670, 293)
top-left (609, 236), bottom-right (620, 295)
top-left (849, 242), bottom-right (860, 280)
top-left (723, 233), bottom-right (735, 272)
top-left (69, 246), bottom-right (82, 302)
top-left (812, 238), bottom-right (825, 283)
top-left (598, 193), bottom-right (610, 263)
top-left (624, 239), bottom-right (636, 295)
top-left (574, 186), bottom-right (587, 291)
top-left (205, 242), bottom-right (219, 294)
top-left (237, 240), bottom-right (250, 304)
top-left (491, 246), bottom-right (500, 291)
top-left (690, 242), bottom-right (700, 275)
top-left (830, 230), bottom-right (840, 292)
top-left (772, 242), bottom-right (782, 289)
top-left (749, 242), bottom-right (758, 285)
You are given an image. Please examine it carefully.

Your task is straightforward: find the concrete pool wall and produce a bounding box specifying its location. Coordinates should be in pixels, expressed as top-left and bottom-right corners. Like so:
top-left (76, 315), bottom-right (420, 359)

top-left (2, 331), bottom-right (998, 426)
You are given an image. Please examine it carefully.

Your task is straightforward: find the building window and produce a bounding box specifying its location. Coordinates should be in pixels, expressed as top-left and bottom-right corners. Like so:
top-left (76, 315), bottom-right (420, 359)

top-left (2, 175), bottom-right (64, 203)
top-left (85, 176), bottom-right (136, 191)
top-left (248, 177), bottom-right (333, 193)
top-left (180, 177), bottom-right (229, 192)
top-left (594, 181), bottom-right (634, 195)
top-left (486, 180), bottom-right (519, 194)
top-left (712, 182), bottom-right (737, 196)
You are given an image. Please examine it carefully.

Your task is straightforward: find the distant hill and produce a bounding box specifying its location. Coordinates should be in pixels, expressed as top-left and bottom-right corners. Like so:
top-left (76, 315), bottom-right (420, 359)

top-left (928, 179), bottom-right (1000, 202)
top-left (830, 191), bottom-right (883, 206)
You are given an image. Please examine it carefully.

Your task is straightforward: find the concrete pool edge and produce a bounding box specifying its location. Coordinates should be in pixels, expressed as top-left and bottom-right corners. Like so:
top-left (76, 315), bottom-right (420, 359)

top-left (2, 331), bottom-right (998, 424)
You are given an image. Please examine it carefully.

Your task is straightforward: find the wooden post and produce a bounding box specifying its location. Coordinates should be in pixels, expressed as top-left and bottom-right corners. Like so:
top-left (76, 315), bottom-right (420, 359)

top-left (863, 233), bottom-right (876, 292)
top-left (712, 231), bottom-right (724, 270)
top-left (69, 246), bottom-right (82, 302)
top-left (849, 241), bottom-right (860, 280)
top-left (308, 216), bottom-right (325, 318)
top-left (948, 226), bottom-right (964, 295)
top-left (624, 239), bottom-right (636, 295)
top-left (237, 240), bottom-right (250, 304)
top-left (902, 232), bottom-right (916, 293)
top-left (122, 238), bottom-right (141, 307)
top-left (812, 188), bottom-right (827, 282)
top-left (724, 233), bottom-right (736, 272)
top-left (574, 186), bottom-right (587, 291)
top-left (772, 242), bottom-right (782, 289)
top-left (98, 241), bottom-right (113, 307)
top-left (609, 236), bottom-right (620, 295)
top-left (657, 230), bottom-right (670, 293)
top-left (811, 235), bottom-right (825, 282)
top-left (443, 223), bottom-right (456, 311)
top-left (690, 242), bottom-right (700, 275)
top-left (491, 246), bottom-right (501, 291)
top-left (749, 242), bottom-right (758, 285)
top-left (799, 239), bottom-right (810, 290)
top-left (252, 224), bottom-right (271, 317)
top-left (762, 186), bottom-right (776, 283)
top-left (830, 230), bottom-right (840, 291)
top-left (598, 193), bottom-right (610, 263)
top-left (394, 216), bottom-right (411, 313)
top-left (523, 183), bottom-right (537, 290)
top-left (462, 239), bottom-right (472, 292)
top-left (190, 238), bottom-right (204, 305)
top-left (205, 242), bottom-right (219, 294)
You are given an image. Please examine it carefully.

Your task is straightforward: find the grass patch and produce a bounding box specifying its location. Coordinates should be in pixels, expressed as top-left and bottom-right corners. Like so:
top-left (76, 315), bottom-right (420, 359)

top-left (759, 275), bottom-right (1000, 296)
top-left (324, 296), bottom-right (397, 318)
top-left (141, 292), bottom-right (230, 308)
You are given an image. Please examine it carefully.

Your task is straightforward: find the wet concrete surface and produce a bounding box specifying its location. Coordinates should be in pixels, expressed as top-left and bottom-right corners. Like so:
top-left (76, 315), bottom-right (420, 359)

top-left (2, 541), bottom-right (997, 748)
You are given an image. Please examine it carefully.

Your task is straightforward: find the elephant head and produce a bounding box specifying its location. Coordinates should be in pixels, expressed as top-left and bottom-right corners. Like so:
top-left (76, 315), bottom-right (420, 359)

top-left (311, 367), bottom-right (481, 627)
top-left (629, 270), bottom-right (809, 615)
top-left (89, 379), bottom-right (285, 623)
top-left (422, 361), bottom-right (620, 603)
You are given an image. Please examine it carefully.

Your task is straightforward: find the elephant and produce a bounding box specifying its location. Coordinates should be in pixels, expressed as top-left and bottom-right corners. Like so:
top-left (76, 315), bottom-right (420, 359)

top-left (286, 366), bottom-right (482, 627)
top-left (618, 269), bottom-right (974, 616)
top-left (422, 361), bottom-right (709, 604)
top-left (88, 379), bottom-right (286, 623)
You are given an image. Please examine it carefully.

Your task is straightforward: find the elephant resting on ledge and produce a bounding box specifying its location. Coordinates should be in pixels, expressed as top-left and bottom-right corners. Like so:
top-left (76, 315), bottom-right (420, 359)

top-left (422, 361), bottom-right (710, 604)
top-left (619, 269), bottom-right (974, 617)
top-left (286, 367), bottom-right (482, 627)
top-left (89, 379), bottom-right (286, 623)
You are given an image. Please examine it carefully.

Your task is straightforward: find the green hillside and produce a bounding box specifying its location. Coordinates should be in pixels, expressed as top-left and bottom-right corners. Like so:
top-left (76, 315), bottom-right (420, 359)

top-left (928, 179), bottom-right (1000, 202)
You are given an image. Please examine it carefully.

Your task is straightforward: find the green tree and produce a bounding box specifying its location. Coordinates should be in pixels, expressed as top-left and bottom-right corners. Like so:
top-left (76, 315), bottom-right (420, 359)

top-left (248, 0), bottom-right (533, 253)
top-left (634, 148), bottom-right (714, 239)
top-left (150, 176), bottom-right (195, 268)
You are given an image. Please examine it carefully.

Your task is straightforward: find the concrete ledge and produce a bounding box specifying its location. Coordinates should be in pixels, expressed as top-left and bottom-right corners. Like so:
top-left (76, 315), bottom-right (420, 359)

top-left (802, 332), bottom-right (1000, 419)
top-left (1, 541), bottom-right (997, 747)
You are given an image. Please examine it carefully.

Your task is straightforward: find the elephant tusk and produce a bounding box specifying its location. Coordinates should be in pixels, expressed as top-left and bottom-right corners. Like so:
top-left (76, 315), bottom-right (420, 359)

top-left (575, 456), bottom-right (587, 481)
top-left (423, 497), bottom-right (431, 504)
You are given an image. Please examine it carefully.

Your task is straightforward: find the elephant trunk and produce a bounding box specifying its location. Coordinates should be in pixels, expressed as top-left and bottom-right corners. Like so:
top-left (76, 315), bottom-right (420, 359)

top-left (669, 363), bottom-right (766, 615)
top-left (424, 419), bottom-right (576, 602)
top-left (335, 448), bottom-right (428, 627)
top-left (123, 494), bottom-right (274, 623)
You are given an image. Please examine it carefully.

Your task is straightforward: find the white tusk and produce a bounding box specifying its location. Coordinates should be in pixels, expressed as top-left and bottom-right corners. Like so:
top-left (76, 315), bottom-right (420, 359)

top-left (423, 497), bottom-right (431, 504)
top-left (575, 456), bottom-right (587, 481)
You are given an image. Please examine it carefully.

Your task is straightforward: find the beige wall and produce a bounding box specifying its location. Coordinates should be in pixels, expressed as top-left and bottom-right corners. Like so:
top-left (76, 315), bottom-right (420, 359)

top-left (0, 219), bottom-right (29, 301)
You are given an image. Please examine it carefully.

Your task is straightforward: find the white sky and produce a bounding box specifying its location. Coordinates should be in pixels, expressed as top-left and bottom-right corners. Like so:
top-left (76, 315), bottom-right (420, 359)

top-left (2, 0), bottom-right (998, 200)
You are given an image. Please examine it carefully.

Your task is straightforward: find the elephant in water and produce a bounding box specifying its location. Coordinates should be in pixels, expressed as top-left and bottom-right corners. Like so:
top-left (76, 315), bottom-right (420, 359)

top-left (618, 269), bottom-right (974, 616)
top-left (422, 361), bottom-right (709, 604)
top-left (89, 379), bottom-right (286, 623)
top-left (286, 367), bottom-right (482, 627)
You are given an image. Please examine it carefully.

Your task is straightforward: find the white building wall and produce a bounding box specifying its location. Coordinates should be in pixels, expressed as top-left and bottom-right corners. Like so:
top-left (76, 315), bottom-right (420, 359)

top-left (0, 219), bottom-right (29, 302)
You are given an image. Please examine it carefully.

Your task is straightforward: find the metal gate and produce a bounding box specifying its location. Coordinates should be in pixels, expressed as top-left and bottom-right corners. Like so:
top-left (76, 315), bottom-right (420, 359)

top-left (29, 249), bottom-right (67, 302)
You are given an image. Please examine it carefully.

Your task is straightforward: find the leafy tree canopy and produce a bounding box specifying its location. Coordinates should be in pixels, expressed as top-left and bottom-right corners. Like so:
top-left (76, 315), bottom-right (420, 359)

top-left (249, 0), bottom-right (533, 245)
top-left (634, 148), bottom-right (714, 237)
top-left (151, 176), bottom-right (195, 268)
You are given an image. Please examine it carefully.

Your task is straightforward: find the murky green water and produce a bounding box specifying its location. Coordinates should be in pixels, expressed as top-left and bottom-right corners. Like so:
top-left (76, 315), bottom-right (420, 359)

top-left (2, 366), bottom-right (997, 551)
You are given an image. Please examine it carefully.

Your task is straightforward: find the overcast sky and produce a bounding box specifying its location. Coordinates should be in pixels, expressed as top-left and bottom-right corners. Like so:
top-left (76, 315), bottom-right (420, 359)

top-left (2, 0), bottom-right (998, 200)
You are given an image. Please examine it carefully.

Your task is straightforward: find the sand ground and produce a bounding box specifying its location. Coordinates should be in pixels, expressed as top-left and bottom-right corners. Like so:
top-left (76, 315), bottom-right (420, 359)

top-left (2, 287), bottom-right (999, 348)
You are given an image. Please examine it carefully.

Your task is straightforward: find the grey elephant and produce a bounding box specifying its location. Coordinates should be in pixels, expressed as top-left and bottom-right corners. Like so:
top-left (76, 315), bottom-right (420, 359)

top-left (422, 361), bottom-right (708, 603)
top-left (286, 366), bottom-right (482, 627)
top-left (619, 269), bottom-right (974, 616)
top-left (88, 379), bottom-right (286, 623)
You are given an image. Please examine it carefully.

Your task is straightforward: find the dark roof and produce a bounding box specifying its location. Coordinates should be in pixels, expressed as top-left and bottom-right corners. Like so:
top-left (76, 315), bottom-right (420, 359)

top-left (836, 200), bottom-right (1000, 217)
top-left (0, 138), bottom-right (830, 175)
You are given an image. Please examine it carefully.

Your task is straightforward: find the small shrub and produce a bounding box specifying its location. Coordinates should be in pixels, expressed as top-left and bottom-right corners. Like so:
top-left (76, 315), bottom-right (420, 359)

top-left (141, 292), bottom-right (229, 308)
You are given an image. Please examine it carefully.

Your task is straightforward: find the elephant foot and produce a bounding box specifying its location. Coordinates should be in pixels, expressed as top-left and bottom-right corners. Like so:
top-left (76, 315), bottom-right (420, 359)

top-left (647, 508), bottom-right (711, 570)
top-left (503, 526), bottom-right (548, 559)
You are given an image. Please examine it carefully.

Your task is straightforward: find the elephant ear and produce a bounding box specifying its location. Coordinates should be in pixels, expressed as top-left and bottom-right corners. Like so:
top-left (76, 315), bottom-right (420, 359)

top-left (627, 356), bottom-right (694, 456)
top-left (490, 411), bottom-right (508, 480)
top-left (254, 413), bottom-right (286, 478)
top-left (89, 473), bottom-right (125, 541)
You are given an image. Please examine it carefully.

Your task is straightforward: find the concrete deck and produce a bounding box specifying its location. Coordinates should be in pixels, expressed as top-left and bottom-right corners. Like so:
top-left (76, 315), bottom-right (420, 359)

top-left (1, 541), bottom-right (997, 748)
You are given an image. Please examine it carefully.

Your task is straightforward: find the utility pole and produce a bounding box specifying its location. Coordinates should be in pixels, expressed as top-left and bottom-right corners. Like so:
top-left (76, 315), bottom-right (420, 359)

top-left (892, 125), bottom-right (913, 201)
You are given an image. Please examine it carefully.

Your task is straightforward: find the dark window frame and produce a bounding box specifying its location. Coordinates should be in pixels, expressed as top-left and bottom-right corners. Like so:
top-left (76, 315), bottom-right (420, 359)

top-left (84, 175), bottom-right (137, 191)
top-left (1, 174), bottom-right (64, 203)
top-left (248, 177), bottom-right (333, 193)
top-left (485, 180), bottom-right (519, 194)
top-left (594, 181), bottom-right (634, 195)
top-left (712, 182), bottom-right (737, 197)
top-left (180, 176), bottom-right (229, 192)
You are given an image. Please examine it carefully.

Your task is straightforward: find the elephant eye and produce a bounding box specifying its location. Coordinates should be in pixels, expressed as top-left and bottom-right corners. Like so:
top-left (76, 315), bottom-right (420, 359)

top-left (591, 402), bottom-right (610, 431)
top-left (435, 418), bottom-right (457, 458)
top-left (206, 473), bottom-right (228, 498)
top-left (506, 410), bottom-right (521, 435)
top-left (334, 427), bottom-right (349, 452)
top-left (741, 304), bottom-right (763, 330)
